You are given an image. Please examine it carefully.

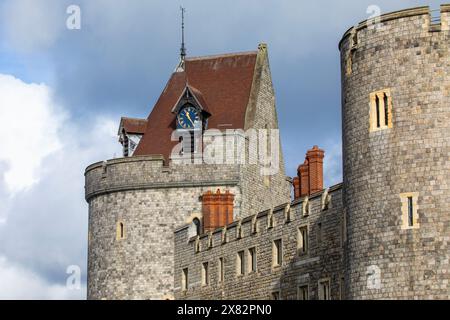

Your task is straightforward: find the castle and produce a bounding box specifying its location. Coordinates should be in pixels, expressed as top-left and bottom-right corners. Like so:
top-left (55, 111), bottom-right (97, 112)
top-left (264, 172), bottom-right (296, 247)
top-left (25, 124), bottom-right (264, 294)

top-left (85, 5), bottom-right (450, 300)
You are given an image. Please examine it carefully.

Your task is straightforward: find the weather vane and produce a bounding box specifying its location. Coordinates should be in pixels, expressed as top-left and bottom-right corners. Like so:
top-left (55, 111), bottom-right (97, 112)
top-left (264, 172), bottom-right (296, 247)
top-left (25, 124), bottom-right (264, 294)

top-left (180, 6), bottom-right (186, 60)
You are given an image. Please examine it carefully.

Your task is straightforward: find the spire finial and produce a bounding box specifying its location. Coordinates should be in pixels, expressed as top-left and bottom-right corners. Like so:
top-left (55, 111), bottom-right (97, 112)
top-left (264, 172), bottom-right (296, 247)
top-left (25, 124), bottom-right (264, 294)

top-left (180, 6), bottom-right (186, 60)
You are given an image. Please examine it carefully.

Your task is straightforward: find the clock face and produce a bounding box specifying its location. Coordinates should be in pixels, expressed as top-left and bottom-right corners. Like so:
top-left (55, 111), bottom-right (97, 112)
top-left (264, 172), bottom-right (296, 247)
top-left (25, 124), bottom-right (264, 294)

top-left (177, 105), bottom-right (200, 129)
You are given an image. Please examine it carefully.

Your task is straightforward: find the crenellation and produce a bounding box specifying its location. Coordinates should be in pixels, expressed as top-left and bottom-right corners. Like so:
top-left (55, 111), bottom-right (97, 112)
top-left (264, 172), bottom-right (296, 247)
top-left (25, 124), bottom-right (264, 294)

top-left (174, 186), bottom-right (344, 300)
top-left (87, 5), bottom-right (450, 300)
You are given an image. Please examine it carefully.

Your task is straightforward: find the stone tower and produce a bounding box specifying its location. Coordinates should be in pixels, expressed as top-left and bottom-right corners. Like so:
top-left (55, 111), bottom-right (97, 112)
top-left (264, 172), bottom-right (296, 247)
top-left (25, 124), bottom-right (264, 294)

top-left (340, 5), bottom-right (450, 299)
top-left (85, 44), bottom-right (291, 299)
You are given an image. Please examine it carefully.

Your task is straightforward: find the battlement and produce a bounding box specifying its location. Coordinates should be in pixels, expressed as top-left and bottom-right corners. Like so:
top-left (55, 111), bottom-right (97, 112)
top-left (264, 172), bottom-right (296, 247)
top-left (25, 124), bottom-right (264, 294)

top-left (175, 183), bottom-right (342, 253)
top-left (84, 155), bottom-right (241, 201)
top-left (339, 4), bottom-right (450, 50)
top-left (174, 183), bottom-right (344, 300)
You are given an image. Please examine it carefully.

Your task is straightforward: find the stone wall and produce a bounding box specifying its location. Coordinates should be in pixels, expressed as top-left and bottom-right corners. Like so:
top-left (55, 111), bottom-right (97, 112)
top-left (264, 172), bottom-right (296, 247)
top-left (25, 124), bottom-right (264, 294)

top-left (340, 5), bottom-right (450, 299)
top-left (86, 156), bottom-right (242, 299)
top-left (85, 45), bottom-right (291, 300)
top-left (174, 184), bottom-right (344, 300)
top-left (239, 43), bottom-right (291, 218)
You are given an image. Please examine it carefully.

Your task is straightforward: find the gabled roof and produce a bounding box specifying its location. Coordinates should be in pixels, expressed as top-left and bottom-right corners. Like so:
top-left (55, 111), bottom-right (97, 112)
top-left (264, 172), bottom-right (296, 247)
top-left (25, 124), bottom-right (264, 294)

top-left (118, 117), bottom-right (148, 135)
top-left (132, 49), bottom-right (260, 160)
top-left (171, 85), bottom-right (210, 115)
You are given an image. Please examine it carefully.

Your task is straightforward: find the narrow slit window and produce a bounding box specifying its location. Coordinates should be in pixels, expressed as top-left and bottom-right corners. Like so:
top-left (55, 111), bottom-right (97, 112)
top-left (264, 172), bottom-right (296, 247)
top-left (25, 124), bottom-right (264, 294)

top-left (408, 196), bottom-right (414, 227)
top-left (400, 192), bottom-right (419, 229)
top-left (273, 239), bottom-right (282, 267)
top-left (116, 221), bottom-right (125, 240)
top-left (375, 95), bottom-right (381, 128)
top-left (383, 93), bottom-right (389, 126)
top-left (248, 247), bottom-right (257, 273)
top-left (237, 251), bottom-right (245, 276)
top-left (298, 226), bottom-right (308, 255)
top-left (370, 90), bottom-right (392, 132)
top-left (202, 262), bottom-right (209, 286)
top-left (218, 258), bottom-right (224, 283)
top-left (182, 268), bottom-right (188, 291)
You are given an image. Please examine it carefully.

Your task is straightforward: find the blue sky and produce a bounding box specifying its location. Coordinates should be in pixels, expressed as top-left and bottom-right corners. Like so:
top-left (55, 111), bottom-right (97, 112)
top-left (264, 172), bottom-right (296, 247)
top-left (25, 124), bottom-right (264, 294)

top-left (0, 0), bottom-right (443, 299)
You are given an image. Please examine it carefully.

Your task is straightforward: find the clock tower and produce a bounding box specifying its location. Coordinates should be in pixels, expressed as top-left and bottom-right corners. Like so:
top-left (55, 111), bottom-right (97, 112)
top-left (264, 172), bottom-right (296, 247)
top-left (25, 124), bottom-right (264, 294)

top-left (85, 43), bottom-right (291, 299)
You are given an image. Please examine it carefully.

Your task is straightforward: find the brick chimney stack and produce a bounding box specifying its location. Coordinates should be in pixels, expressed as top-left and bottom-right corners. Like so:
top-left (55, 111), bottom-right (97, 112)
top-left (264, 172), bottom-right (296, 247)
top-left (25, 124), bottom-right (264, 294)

top-left (294, 146), bottom-right (325, 199)
top-left (307, 146), bottom-right (325, 194)
top-left (202, 189), bottom-right (234, 233)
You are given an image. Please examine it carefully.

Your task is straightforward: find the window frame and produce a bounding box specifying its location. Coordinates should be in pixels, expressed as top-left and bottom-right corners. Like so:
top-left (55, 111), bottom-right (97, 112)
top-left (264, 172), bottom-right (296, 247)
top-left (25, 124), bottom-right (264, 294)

top-left (201, 262), bottom-right (209, 286)
top-left (318, 278), bottom-right (331, 300)
top-left (297, 225), bottom-right (309, 256)
top-left (369, 89), bottom-right (393, 132)
top-left (298, 285), bottom-right (309, 300)
top-left (272, 239), bottom-right (283, 268)
top-left (400, 192), bottom-right (420, 229)
top-left (236, 250), bottom-right (245, 276)
top-left (248, 247), bottom-right (257, 273)
top-left (218, 257), bottom-right (224, 283)
top-left (182, 268), bottom-right (189, 291)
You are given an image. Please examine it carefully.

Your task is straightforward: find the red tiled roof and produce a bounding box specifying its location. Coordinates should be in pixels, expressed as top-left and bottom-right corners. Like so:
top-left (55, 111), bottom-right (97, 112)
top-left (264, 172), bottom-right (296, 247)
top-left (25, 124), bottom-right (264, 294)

top-left (133, 51), bottom-right (258, 160)
top-left (118, 117), bottom-right (148, 135)
top-left (187, 85), bottom-right (210, 114)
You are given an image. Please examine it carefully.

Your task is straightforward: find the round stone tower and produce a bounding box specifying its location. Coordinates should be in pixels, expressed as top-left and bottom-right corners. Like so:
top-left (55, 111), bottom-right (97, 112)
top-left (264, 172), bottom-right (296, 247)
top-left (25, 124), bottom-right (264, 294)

top-left (340, 5), bottom-right (450, 299)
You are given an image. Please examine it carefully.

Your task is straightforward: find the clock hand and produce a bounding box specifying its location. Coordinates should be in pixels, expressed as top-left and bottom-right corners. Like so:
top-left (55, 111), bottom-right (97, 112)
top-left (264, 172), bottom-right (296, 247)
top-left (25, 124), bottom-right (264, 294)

top-left (186, 112), bottom-right (194, 126)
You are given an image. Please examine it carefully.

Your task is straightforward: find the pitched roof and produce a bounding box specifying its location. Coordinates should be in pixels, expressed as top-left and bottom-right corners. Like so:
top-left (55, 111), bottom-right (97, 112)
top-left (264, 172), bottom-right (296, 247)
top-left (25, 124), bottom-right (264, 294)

top-left (133, 50), bottom-right (258, 160)
top-left (118, 117), bottom-right (148, 135)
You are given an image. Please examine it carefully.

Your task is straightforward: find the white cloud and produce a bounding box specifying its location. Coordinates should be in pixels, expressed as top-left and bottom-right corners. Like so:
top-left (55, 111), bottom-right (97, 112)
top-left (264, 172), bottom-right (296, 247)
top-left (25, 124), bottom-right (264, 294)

top-left (0, 74), bottom-right (64, 196)
top-left (0, 255), bottom-right (85, 300)
top-left (0, 73), bottom-right (121, 299)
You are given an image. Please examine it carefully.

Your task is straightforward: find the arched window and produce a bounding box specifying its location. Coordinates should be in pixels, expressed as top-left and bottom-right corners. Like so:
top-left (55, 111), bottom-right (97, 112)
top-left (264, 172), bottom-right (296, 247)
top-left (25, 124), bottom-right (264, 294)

top-left (383, 93), bottom-right (389, 126)
top-left (370, 89), bottom-right (392, 132)
top-left (116, 221), bottom-right (125, 240)
top-left (375, 95), bottom-right (381, 128)
top-left (192, 218), bottom-right (201, 236)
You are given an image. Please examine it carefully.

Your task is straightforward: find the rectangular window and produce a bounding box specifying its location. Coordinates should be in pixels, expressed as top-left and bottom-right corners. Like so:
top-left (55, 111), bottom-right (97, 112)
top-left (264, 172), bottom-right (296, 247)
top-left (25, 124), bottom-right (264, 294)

top-left (182, 268), bottom-right (188, 291)
top-left (248, 247), bottom-right (257, 273)
top-left (370, 89), bottom-right (392, 132)
top-left (237, 251), bottom-right (245, 276)
top-left (383, 93), bottom-right (389, 126)
top-left (408, 196), bottom-right (414, 227)
top-left (298, 285), bottom-right (309, 300)
top-left (318, 279), bottom-right (331, 300)
top-left (271, 291), bottom-right (280, 300)
top-left (375, 95), bottom-right (381, 128)
top-left (273, 239), bottom-right (282, 267)
top-left (202, 262), bottom-right (209, 286)
top-left (400, 192), bottom-right (419, 229)
top-left (298, 226), bottom-right (309, 255)
top-left (218, 257), bottom-right (224, 283)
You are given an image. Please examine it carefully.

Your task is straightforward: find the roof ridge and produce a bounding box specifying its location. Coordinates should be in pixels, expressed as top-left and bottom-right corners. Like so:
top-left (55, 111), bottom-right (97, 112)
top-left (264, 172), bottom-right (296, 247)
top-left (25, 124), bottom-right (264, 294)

top-left (186, 50), bottom-right (258, 61)
top-left (121, 117), bottom-right (147, 121)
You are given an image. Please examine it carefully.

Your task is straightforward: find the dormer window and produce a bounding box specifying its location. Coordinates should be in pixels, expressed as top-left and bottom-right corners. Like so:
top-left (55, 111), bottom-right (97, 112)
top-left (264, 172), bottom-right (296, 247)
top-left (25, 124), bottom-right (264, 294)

top-left (117, 117), bottom-right (147, 157)
top-left (172, 85), bottom-right (210, 132)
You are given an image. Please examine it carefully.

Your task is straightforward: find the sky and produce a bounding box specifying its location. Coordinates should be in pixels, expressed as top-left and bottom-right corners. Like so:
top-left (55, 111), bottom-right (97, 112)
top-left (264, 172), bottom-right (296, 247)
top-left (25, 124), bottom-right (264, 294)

top-left (0, 0), bottom-right (443, 299)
